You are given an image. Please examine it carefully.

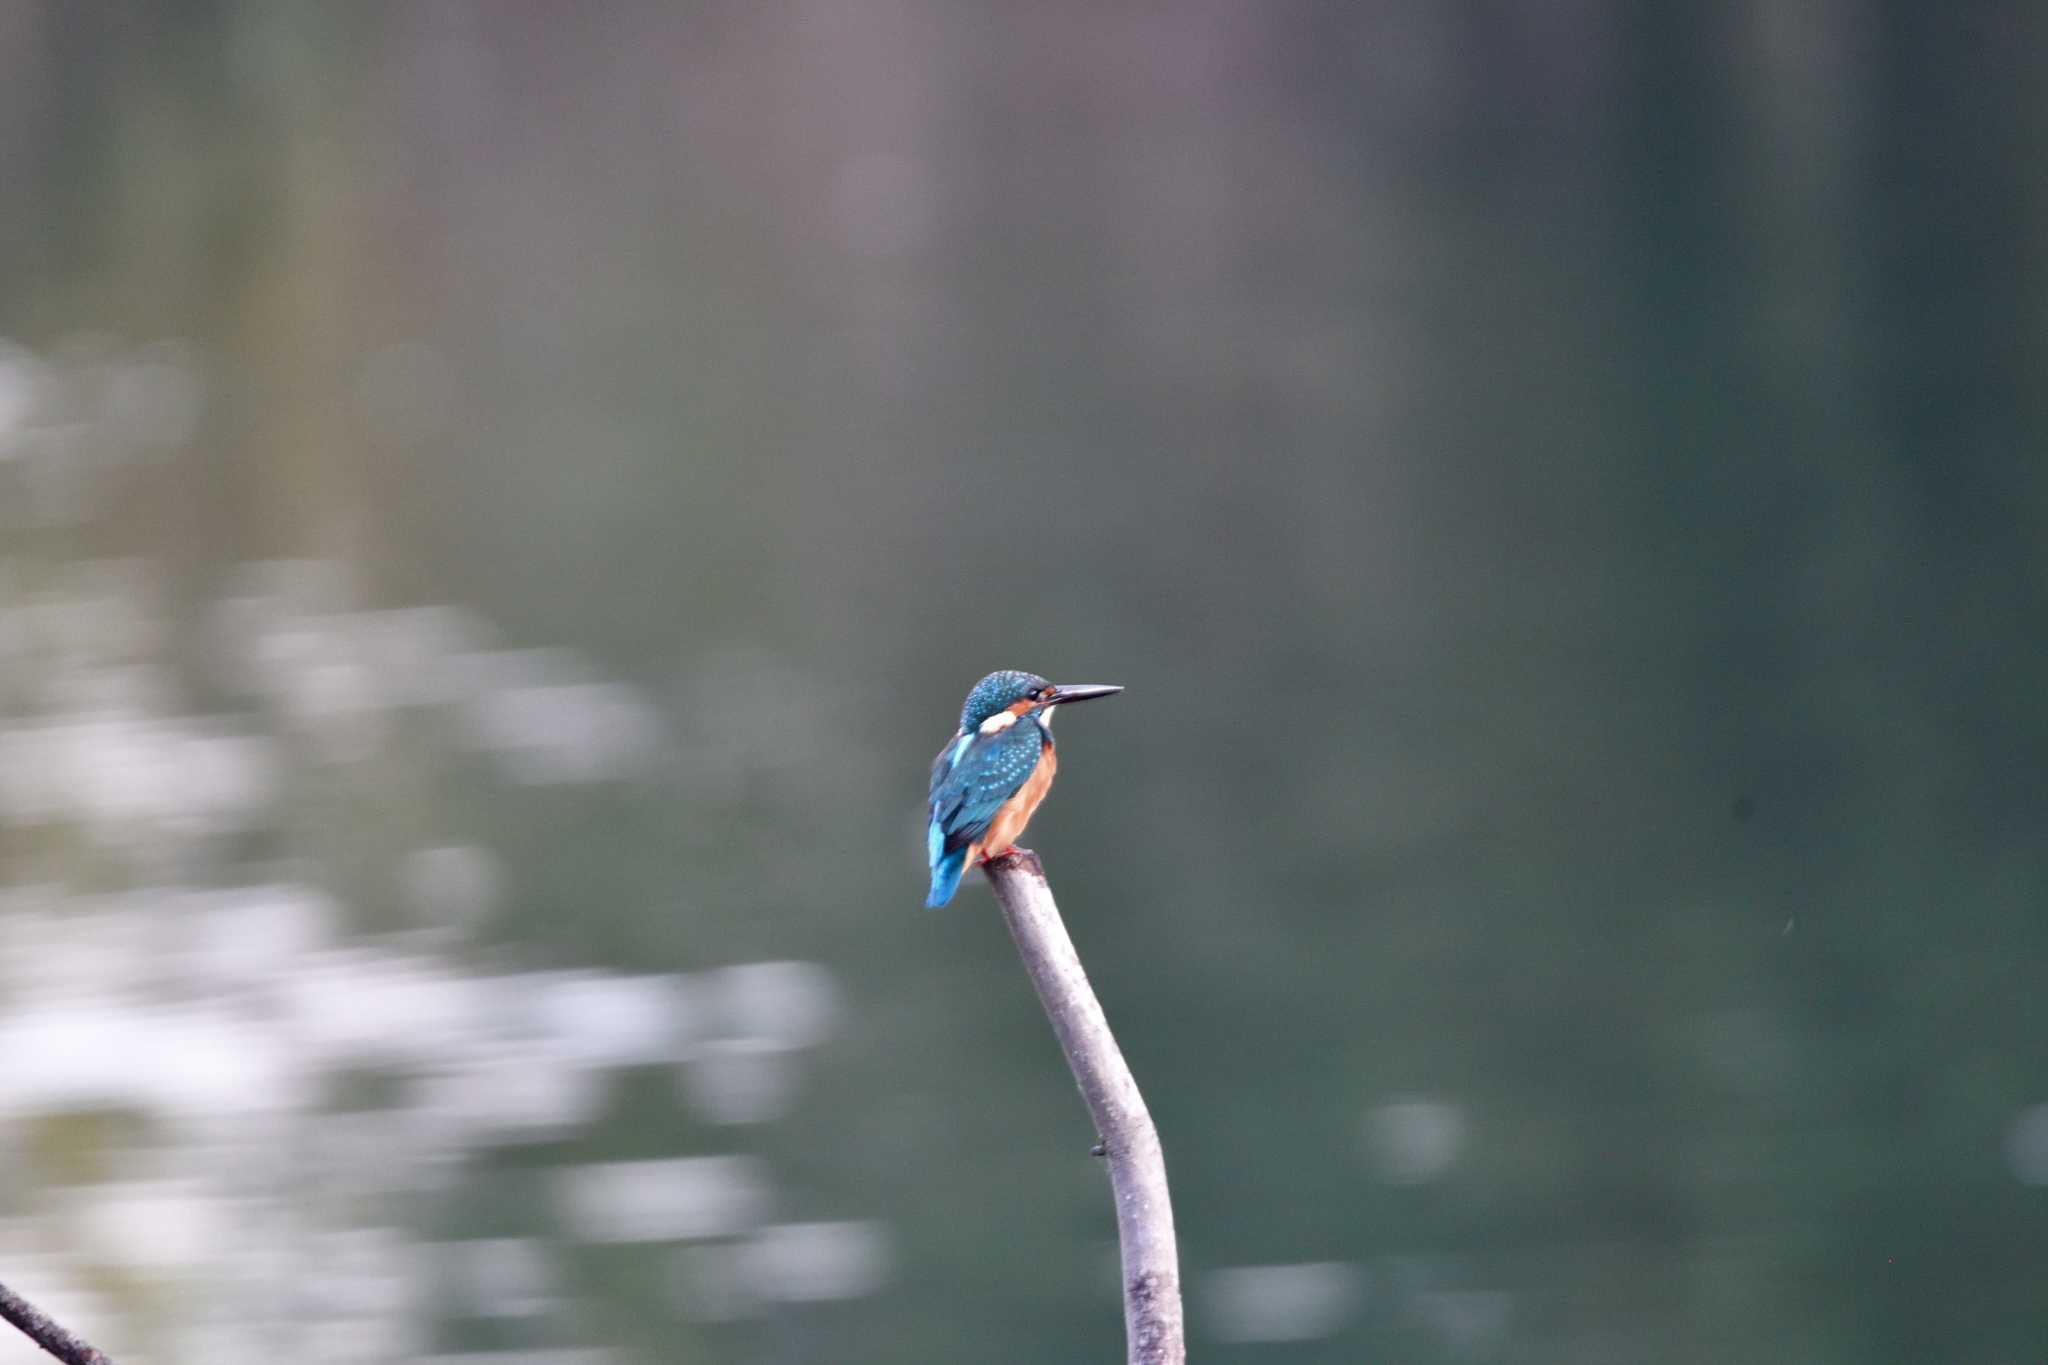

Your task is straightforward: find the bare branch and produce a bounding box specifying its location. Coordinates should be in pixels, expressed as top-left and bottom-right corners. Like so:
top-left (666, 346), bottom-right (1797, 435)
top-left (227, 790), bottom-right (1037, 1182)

top-left (984, 849), bottom-right (1184, 1365)
top-left (0, 1279), bottom-right (115, 1365)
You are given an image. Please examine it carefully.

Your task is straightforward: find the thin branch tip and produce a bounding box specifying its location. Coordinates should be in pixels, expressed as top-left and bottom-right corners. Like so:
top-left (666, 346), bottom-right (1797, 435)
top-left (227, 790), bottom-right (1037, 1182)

top-left (0, 1278), bottom-right (115, 1365)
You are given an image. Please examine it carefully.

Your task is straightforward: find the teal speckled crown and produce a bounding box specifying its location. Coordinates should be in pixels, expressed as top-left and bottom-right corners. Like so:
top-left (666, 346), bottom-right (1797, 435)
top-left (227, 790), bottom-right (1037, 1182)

top-left (959, 670), bottom-right (1048, 729)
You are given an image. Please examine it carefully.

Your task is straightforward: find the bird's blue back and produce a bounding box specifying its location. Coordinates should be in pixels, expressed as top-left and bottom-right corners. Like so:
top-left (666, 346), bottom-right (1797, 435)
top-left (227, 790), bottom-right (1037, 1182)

top-left (925, 718), bottom-right (1046, 907)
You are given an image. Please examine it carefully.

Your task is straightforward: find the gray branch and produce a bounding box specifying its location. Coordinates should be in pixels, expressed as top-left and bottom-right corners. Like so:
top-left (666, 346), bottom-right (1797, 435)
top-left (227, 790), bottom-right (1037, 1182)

top-left (984, 848), bottom-right (1185, 1365)
top-left (0, 1279), bottom-right (115, 1365)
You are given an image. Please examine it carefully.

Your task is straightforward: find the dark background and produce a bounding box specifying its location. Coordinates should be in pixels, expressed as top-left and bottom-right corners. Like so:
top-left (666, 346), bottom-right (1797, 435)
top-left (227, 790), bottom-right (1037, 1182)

top-left (2, 3), bottom-right (2045, 1362)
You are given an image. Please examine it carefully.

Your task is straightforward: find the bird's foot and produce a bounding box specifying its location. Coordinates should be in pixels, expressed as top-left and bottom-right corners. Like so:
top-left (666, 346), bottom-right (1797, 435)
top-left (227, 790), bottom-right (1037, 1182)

top-left (1090, 1138), bottom-right (1108, 1158)
top-left (984, 846), bottom-right (1039, 874)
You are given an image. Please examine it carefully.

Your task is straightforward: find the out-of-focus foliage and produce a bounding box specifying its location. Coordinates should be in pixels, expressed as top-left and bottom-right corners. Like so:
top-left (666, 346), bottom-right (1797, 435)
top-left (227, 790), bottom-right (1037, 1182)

top-left (2, 4), bottom-right (2045, 1363)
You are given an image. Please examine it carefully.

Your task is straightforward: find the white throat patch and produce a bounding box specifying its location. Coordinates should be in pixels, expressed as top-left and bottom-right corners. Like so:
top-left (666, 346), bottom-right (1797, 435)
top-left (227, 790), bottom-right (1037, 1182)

top-left (978, 710), bottom-right (1019, 735)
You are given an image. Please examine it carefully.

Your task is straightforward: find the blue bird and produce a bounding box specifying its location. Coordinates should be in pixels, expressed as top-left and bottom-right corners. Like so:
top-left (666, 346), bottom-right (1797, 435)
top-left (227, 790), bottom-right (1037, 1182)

top-left (924, 670), bottom-right (1123, 907)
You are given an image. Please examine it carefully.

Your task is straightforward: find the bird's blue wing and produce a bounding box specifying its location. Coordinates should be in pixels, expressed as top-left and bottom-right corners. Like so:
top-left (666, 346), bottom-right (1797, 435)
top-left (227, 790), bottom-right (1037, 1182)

top-left (927, 722), bottom-right (1045, 857)
top-left (924, 722), bottom-right (1046, 908)
top-left (929, 731), bottom-right (968, 805)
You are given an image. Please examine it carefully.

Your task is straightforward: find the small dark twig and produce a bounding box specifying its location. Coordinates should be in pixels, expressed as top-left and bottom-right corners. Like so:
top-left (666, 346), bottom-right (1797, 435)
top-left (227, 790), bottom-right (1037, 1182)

top-left (985, 848), bottom-right (1184, 1365)
top-left (0, 1279), bottom-right (115, 1365)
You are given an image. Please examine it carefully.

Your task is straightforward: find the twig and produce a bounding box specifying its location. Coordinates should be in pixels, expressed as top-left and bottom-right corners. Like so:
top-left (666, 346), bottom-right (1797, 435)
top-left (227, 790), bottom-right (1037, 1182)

top-left (0, 1279), bottom-right (115, 1365)
top-left (984, 848), bottom-right (1184, 1365)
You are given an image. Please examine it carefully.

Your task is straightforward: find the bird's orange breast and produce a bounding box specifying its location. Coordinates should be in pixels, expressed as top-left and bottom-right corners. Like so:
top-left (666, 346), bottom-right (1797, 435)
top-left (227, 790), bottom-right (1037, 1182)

top-left (970, 741), bottom-right (1057, 865)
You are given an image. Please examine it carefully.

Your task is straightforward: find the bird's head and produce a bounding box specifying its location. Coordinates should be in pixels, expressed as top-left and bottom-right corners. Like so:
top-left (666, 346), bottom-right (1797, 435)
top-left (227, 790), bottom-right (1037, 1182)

top-left (959, 670), bottom-right (1123, 735)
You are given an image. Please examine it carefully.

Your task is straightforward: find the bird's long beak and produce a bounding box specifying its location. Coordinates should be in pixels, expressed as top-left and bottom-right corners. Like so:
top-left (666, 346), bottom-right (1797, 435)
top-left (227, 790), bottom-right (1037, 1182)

top-left (1047, 683), bottom-right (1123, 705)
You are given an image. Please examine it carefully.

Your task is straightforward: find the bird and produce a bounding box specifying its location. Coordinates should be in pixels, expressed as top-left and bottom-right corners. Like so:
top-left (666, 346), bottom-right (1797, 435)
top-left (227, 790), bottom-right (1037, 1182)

top-left (924, 670), bottom-right (1123, 908)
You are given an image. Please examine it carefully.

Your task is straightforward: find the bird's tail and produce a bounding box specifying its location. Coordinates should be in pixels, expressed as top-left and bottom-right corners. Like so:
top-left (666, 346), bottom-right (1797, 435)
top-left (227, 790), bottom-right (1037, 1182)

top-left (925, 846), bottom-right (969, 908)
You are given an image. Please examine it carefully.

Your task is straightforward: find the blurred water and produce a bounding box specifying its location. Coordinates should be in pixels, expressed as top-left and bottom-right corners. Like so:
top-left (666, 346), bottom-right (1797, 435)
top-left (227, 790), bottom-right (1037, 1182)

top-left (0, 470), bottom-right (873, 1360)
top-left (4, 5), bottom-right (2047, 1363)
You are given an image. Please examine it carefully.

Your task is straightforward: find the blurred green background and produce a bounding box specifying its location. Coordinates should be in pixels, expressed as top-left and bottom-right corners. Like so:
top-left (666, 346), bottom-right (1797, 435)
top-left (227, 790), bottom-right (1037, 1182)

top-left (3, 3), bottom-right (2046, 1362)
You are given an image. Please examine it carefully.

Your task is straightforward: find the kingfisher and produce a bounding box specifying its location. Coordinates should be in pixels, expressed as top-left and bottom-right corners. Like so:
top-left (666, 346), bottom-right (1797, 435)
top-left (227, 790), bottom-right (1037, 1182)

top-left (924, 670), bottom-right (1123, 907)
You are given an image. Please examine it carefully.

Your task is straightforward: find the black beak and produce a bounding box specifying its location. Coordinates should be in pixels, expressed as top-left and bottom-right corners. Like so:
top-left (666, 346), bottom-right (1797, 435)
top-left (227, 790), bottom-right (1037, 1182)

top-left (1047, 683), bottom-right (1123, 705)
